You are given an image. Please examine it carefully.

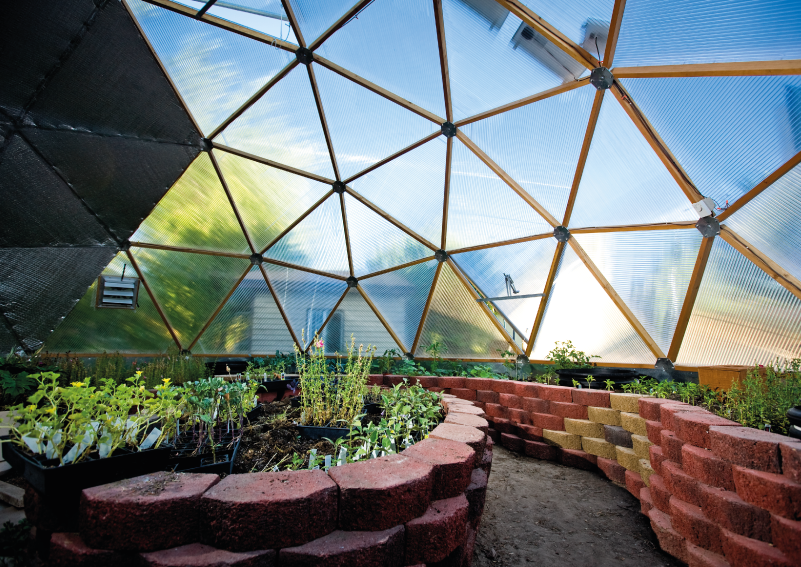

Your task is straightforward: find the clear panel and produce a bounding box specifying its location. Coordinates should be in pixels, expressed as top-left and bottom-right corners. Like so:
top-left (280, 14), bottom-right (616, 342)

top-left (288, 0), bottom-right (357, 45)
top-left (531, 245), bottom-right (656, 364)
top-left (263, 262), bottom-right (348, 347)
top-left (313, 64), bottom-right (439, 180)
top-left (442, 0), bottom-right (577, 121)
top-left (622, 76), bottom-right (801, 208)
top-left (416, 264), bottom-right (512, 359)
top-left (569, 93), bottom-right (697, 228)
top-left (127, 0), bottom-right (293, 136)
top-left (215, 64), bottom-right (335, 179)
top-left (130, 153), bottom-right (251, 254)
top-left (316, 0), bottom-right (444, 117)
top-left (130, 247), bottom-right (249, 347)
top-left (349, 137), bottom-right (446, 246)
top-left (265, 195), bottom-right (350, 276)
top-left (615, 0), bottom-right (801, 68)
top-left (677, 238), bottom-right (801, 366)
top-left (344, 194), bottom-right (432, 277)
top-left (206, 1), bottom-right (298, 44)
top-left (446, 138), bottom-right (553, 250)
top-left (460, 84), bottom-right (596, 223)
top-left (575, 229), bottom-right (703, 355)
top-left (44, 253), bottom-right (175, 354)
top-left (451, 237), bottom-right (557, 337)
top-left (321, 288), bottom-right (400, 355)
top-left (215, 149), bottom-right (332, 252)
top-left (360, 260), bottom-right (439, 352)
top-left (196, 266), bottom-right (296, 355)
top-left (517, 0), bottom-right (614, 52)
top-left (726, 161), bottom-right (801, 283)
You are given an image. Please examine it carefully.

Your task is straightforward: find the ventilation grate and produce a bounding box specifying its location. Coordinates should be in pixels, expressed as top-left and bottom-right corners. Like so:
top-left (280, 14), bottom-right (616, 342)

top-left (96, 276), bottom-right (140, 310)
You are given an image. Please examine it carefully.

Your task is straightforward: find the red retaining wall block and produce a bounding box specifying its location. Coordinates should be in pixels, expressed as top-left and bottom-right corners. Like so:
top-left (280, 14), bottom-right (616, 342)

top-left (530, 412), bottom-right (564, 431)
top-left (463, 378), bottom-right (495, 391)
top-left (682, 444), bottom-right (735, 492)
top-left (385, 376), bottom-right (408, 387)
top-left (663, 460), bottom-right (701, 507)
top-left (670, 497), bottom-right (723, 554)
top-left (412, 376), bottom-right (439, 389)
top-left (674, 412), bottom-right (739, 450)
top-left (549, 401), bottom-right (589, 420)
top-left (535, 384), bottom-right (573, 403)
top-left (698, 484), bottom-right (771, 542)
top-left (476, 390), bottom-right (499, 404)
top-left (500, 433), bottom-right (524, 453)
top-left (141, 544), bottom-right (276, 567)
top-left (709, 427), bottom-right (798, 473)
top-left (524, 440), bottom-right (558, 461)
top-left (49, 533), bottom-right (136, 567)
top-left (771, 514), bottom-right (801, 564)
top-left (641, 487), bottom-right (654, 516)
top-left (465, 468), bottom-right (488, 526)
top-left (462, 525), bottom-right (477, 566)
top-left (444, 413), bottom-right (489, 434)
top-left (429, 423), bottom-right (486, 462)
top-left (649, 474), bottom-right (671, 514)
top-left (515, 424), bottom-right (544, 442)
top-left (513, 382), bottom-right (538, 398)
top-left (498, 393), bottom-right (524, 410)
top-left (487, 429), bottom-right (501, 445)
top-left (559, 449), bottom-right (597, 471)
top-left (405, 495), bottom-right (469, 565)
top-left (329, 454), bottom-right (434, 531)
top-left (721, 529), bottom-right (793, 567)
top-left (638, 397), bottom-right (678, 422)
top-left (490, 380), bottom-right (517, 395)
top-left (367, 375), bottom-right (384, 387)
top-left (661, 429), bottom-right (686, 465)
top-left (572, 388), bottom-right (610, 408)
top-left (507, 408), bottom-right (529, 424)
top-left (446, 405), bottom-right (486, 419)
top-left (404, 438), bottom-right (476, 500)
top-left (686, 543), bottom-right (731, 567)
top-left (201, 470), bottom-right (337, 551)
top-left (780, 442), bottom-right (801, 483)
top-left (429, 387), bottom-right (444, 393)
top-left (648, 508), bottom-right (688, 564)
top-left (438, 377), bottom-right (465, 389)
top-left (660, 403), bottom-right (706, 431)
top-left (625, 470), bottom-right (645, 499)
top-left (646, 420), bottom-right (664, 446)
top-left (732, 466), bottom-right (801, 521)
top-left (483, 403), bottom-right (507, 420)
top-left (479, 447), bottom-right (493, 476)
top-left (493, 418), bottom-right (513, 434)
top-left (597, 457), bottom-right (626, 485)
top-left (449, 388), bottom-right (476, 401)
top-left (649, 445), bottom-right (667, 477)
top-left (521, 397), bottom-right (549, 415)
top-left (80, 472), bottom-right (220, 552)
top-left (279, 526), bottom-right (404, 567)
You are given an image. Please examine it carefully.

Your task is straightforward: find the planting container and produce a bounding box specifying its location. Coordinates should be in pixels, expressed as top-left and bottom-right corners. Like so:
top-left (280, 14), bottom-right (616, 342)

top-left (556, 368), bottom-right (639, 388)
top-left (169, 431), bottom-right (241, 475)
top-left (296, 425), bottom-right (350, 441)
top-left (697, 365), bottom-right (750, 391)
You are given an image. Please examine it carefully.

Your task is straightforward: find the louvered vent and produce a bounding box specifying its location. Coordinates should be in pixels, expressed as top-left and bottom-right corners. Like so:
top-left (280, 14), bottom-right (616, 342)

top-left (96, 276), bottom-right (140, 310)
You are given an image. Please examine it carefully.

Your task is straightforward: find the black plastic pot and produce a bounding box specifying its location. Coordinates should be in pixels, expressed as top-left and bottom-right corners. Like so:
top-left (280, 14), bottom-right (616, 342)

top-left (296, 425), bottom-right (350, 441)
top-left (788, 406), bottom-right (801, 439)
top-left (169, 434), bottom-right (241, 475)
top-left (555, 368), bottom-right (640, 389)
top-left (363, 402), bottom-right (382, 415)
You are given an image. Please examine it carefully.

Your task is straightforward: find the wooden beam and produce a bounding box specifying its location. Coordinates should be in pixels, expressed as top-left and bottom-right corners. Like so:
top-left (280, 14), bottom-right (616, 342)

top-left (455, 78), bottom-right (590, 126)
top-left (306, 64), bottom-right (340, 181)
top-left (456, 130), bottom-right (560, 226)
top-left (717, 150), bottom-right (801, 221)
top-left (343, 131), bottom-right (441, 184)
top-left (262, 257), bottom-right (348, 281)
top-left (209, 150), bottom-right (256, 253)
top-left (339, 193), bottom-right (355, 277)
top-left (493, 0), bottom-right (598, 70)
top-left (568, 238), bottom-right (666, 359)
top-left (412, 262), bottom-right (442, 354)
top-left (449, 232), bottom-right (552, 255)
top-left (261, 190), bottom-right (335, 254)
top-left (213, 143), bottom-right (335, 185)
top-left (570, 221), bottom-right (697, 234)
top-left (130, 242), bottom-right (250, 259)
top-left (187, 264), bottom-right (251, 351)
top-left (433, 0), bottom-right (452, 122)
top-left (562, 90), bottom-right (604, 226)
top-left (720, 226), bottom-right (801, 302)
top-left (258, 263), bottom-right (302, 349)
top-left (314, 55), bottom-right (443, 125)
top-left (525, 241), bottom-right (563, 357)
top-left (603, 0), bottom-right (627, 67)
top-left (610, 82), bottom-right (703, 203)
top-left (126, 250), bottom-right (182, 349)
top-left (441, 137), bottom-right (453, 250)
top-left (308, 0), bottom-right (373, 51)
top-left (667, 236), bottom-right (714, 361)
top-left (447, 259), bottom-right (523, 355)
top-left (359, 256), bottom-right (436, 280)
top-left (279, 0), bottom-right (305, 47)
top-left (357, 286), bottom-right (408, 353)
top-left (613, 60), bottom-right (801, 79)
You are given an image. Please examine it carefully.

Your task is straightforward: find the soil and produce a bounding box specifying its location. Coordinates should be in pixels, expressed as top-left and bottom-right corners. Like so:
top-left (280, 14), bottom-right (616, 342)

top-left (474, 446), bottom-right (684, 567)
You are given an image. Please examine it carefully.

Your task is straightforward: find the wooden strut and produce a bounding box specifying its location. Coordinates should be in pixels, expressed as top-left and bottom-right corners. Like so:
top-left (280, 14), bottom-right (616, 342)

top-left (209, 150), bottom-right (256, 253)
top-left (667, 236), bottom-right (714, 361)
top-left (357, 286), bottom-right (408, 353)
top-left (570, 221), bottom-right (697, 234)
top-left (187, 264), bottom-right (252, 351)
top-left (308, 0), bottom-right (373, 52)
top-left (412, 262), bottom-right (443, 354)
top-left (125, 250), bottom-right (182, 350)
top-left (258, 263), bottom-right (302, 350)
top-left (260, 190), bottom-right (335, 254)
top-left (448, 232), bottom-right (552, 255)
top-left (213, 143), bottom-right (335, 185)
top-left (279, 0), bottom-right (305, 48)
top-left (306, 64), bottom-right (341, 182)
top-left (343, 132), bottom-right (441, 184)
top-left (311, 287), bottom-right (350, 351)
top-left (433, 0), bottom-right (453, 123)
top-left (129, 242), bottom-right (250, 259)
top-left (562, 90), bottom-right (604, 227)
top-left (339, 193), bottom-right (355, 277)
top-left (359, 256), bottom-right (436, 280)
top-left (612, 60), bottom-right (801, 79)
top-left (603, 0), bottom-right (627, 67)
top-left (262, 258), bottom-right (348, 281)
top-left (441, 137), bottom-right (453, 250)
top-left (446, 259), bottom-right (523, 356)
top-left (525, 241), bottom-right (564, 357)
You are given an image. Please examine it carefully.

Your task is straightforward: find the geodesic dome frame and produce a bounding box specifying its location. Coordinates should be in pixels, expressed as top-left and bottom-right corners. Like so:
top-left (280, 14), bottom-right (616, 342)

top-left (6, 0), bottom-right (801, 367)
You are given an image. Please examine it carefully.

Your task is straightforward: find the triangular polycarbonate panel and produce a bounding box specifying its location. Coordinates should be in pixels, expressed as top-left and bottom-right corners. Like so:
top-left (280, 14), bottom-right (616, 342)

top-left (460, 85), bottom-right (596, 222)
top-left (446, 139), bottom-right (553, 250)
top-left (205, 1), bottom-right (298, 44)
top-left (215, 149), bottom-right (332, 252)
top-left (215, 64), bottom-right (335, 179)
top-left (575, 229), bottom-right (703, 355)
top-left (530, 246), bottom-right (656, 364)
top-left (315, 0), bottom-right (445, 117)
top-left (320, 288), bottom-right (400, 355)
top-left (726, 162), bottom-right (801, 283)
top-left (622, 75), bottom-right (801, 208)
top-left (196, 266), bottom-right (296, 355)
top-left (44, 253), bottom-right (175, 354)
top-left (263, 262), bottom-right (348, 347)
top-left (348, 137), bottom-right (446, 246)
top-left (517, 0), bottom-right (614, 51)
top-left (127, 0), bottom-right (293, 136)
top-left (677, 238), bottom-right (801, 366)
top-left (360, 260), bottom-right (439, 352)
top-left (130, 248), bottom-right (250, 347)
top-left (265, 195), bottom-right (350, 276)
top-left (313, 64), bottom-right (438, 180)
top-left (451, 237), bottom-right (557, 337)
top-left (130, 153), bottom-right (251, 254)
top-left (568, 94), bottom-right (697, 229)
top-left (415, 264), bottom-right (511, 359)
top-left (615, 0), bottom-right (801, 68)
top-left (287, 0), bottom-right (356, 46)
top-left (344, 195), bottom-right (432, 277)
top-left (442, 0), bottom-right (577, 121)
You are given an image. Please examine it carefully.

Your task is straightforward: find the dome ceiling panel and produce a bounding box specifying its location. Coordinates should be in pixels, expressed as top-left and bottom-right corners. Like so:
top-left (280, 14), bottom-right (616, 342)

top-left (320, 288), bottom-right (401, 355)
top-left (288, 0), bottom-right (359, 46)
top-left (568, 93), bottom-right (697, 229)
top-left (215, 64), bottom-right (336, 179)
top-left (515, 0), bottom-right (614, 50)
top-left (203, 0), bottom-right (298, 44)
top-left (128, 0), bottom-right (293, 137)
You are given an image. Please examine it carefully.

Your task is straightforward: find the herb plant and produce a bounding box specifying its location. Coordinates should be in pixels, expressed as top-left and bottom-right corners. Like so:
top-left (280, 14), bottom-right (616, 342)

top-left (546, 341), bottom-right (600, 370)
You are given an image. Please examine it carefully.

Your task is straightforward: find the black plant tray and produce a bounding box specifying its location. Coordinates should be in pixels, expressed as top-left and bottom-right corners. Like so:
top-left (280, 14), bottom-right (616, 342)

top-left (555, 368), bottom-right (639, 388)
top-left (363, 402), bottom-right (382, 415)
top-left (296, 424), bottom-right (350, 441)
top-left (168, 433), bottom-right (241, 475)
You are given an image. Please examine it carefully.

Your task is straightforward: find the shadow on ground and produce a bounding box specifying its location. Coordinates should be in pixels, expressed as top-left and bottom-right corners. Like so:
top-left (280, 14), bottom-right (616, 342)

top-left (474, 446), bottom-right (685, 567)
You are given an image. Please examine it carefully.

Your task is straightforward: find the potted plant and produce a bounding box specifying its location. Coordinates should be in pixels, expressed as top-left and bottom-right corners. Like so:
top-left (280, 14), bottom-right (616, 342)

top-left (547, 341), bottom-right (638, 388)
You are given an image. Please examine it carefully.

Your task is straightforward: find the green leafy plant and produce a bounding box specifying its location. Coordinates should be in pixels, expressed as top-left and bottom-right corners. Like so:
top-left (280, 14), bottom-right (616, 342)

top-left (604, 378), bottom-right (615, 391)
top-left (0, 518), bottom-right (31, 566)
top-left (376, 349), bottom-right (401, 374)
top-left (546, 341), bottom-right (599, 371)
top-left (424, 341), bottom-right (447, 375)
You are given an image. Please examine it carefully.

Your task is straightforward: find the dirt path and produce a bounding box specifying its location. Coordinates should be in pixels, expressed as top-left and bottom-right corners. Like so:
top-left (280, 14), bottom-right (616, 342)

top-left (473, 446), bottom-right (684, 567)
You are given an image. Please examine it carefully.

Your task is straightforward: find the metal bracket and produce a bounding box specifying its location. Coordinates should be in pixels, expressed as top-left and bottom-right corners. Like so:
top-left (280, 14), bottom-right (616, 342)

top-left (250, 253), bottom-right (263, 265)
top-left (346, 276), bottom-right (358, 288)
top-left (332, 181), bottom-right (346, 194)
top-left (295, 47), bottom-right (314, 65)
top-left (404, 352), bottom-right (414, 360)
top-left (516, 354), bottom-right (529, 364)
top-left (695, 217), bottom-right (720, 238)
top-left (553, 226), bottom-right (571, 242)
top-left (441, 122), bottom-right (457, 138)
top-left (119, 240), bottom-right (131, 252)
top-left (200, 138), bottom-right (213, 152)
top-left (435, 249), bottom-right (449, 262)
top-left (655, 358), bottom-right (675, 372)
top-left (590, 67), bottom-right (614, 90)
